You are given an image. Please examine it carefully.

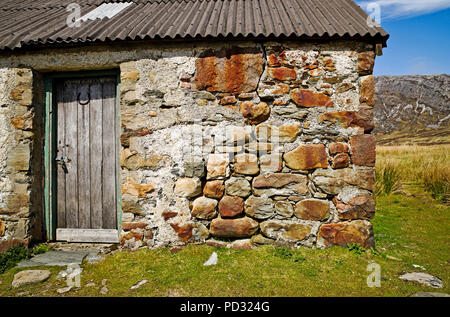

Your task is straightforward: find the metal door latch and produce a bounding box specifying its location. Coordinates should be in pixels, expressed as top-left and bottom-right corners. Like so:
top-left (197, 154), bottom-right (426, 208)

top-left (55, 156), bottom-right (70, 174)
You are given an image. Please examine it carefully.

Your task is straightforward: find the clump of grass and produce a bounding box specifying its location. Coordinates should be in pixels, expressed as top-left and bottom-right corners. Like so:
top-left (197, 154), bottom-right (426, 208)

top-left (273, 246), bottom-right (306, 263)
top-left (0, 245), bottom-right (30, 274)
top-left (375, 162), bottom-right (403, 196)
top-left (0, 243), bottom-right (52, 274)
top-left (274, 246), bottom-right (293, 259)
top-left (422, 165), bottom-right (449, 203)
top-left (347, 243), bottom-right (366, 255)
top-left (376, 145), bottom-right (449, 202)
top-left (30, 244), bottom-right (52, 256)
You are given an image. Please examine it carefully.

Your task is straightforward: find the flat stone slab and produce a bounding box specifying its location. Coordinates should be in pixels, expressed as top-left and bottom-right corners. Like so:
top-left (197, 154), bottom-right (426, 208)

top-left (399, 272), bottom-right (443, 288)
top-left (410, 292), bottom-right (450, 297)
top-left (12, 270), bottom-right (51, 288)
top-left (17, 251), bottom-right (96, 267)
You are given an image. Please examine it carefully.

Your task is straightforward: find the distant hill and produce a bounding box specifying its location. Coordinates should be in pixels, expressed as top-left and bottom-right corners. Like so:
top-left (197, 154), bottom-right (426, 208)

top-left (374, 74), bottom-right (450, 145)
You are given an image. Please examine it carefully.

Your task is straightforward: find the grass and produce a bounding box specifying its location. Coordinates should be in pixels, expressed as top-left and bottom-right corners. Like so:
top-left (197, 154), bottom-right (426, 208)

top-left (0, 145), bottom-right (448, 297)
top-left (376, 145), bottom-right (450, 202)
top-left (0, 184), bottom-right (448, 297)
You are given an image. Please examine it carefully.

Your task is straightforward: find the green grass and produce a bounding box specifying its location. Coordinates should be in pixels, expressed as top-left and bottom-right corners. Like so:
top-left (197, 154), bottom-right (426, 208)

top-left (0, 184), bottom-right (448, 297)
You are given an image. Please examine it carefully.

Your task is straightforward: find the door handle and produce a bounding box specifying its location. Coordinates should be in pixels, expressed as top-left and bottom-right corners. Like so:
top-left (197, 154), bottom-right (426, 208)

top-left (55, 156), bottom-right (70, 164)
top-left (55, 156), bottom-right (70, 174)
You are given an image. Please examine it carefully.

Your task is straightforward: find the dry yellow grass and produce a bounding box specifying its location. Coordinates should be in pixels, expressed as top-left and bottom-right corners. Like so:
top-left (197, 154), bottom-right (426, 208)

top-left (376, 144), bottom-right (450, 201)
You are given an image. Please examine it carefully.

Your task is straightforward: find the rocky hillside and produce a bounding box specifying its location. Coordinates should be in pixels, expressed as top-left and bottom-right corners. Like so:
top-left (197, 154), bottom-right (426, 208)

top-left (374, 74), bottom-right (450, 145)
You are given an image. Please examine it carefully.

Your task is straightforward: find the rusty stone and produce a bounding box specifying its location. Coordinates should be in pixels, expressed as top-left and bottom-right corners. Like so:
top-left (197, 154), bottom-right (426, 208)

top-left (322, 57), bottom-right (335, 72)
top-left (337, 195), bottom-right (375, 220)
top-left (267, 67), bottom-right (297, 81)
top-left (271, 84), bottom-right (290, 95)
top-left (284, 224), bottom-right (312, 241)
top-left (357, 51), bottom-right (375, 75)
top-left (234, 153), bottom-right (259, 175)
top-left (11, 111), bottom-right (33, 130)
top-left (240, 101), bottom-right (271, 124)
top-left (353, 108), bottom-right (375, 133)
top-left (350, 134), bottom-right (376, 167)
top-left (122, 177), bottom-right (155, 198)
top-left (291, 89), bottom-right (334, 107)
top-left (220, 95), bottom-right (237, 105)
top-left (203, 180), bottom-right (225, 199)
top-left (120, 232), bottom-right (144, 244)
top-left (0, 219), bottom-right (4, 237)
top-left (360, 75), bottom-right (375, 106)
top-left (329, 142), bottom-right (349, 154)
top-left (319, 111), bottom-right (354, 128)
top-left (219, 196), bottom-right (244, 218)
top-left (317, 220), bottom-right (375, 248)
top-left (268, 54), bottom-right (281, 67)
top-left (336, 83), bottom-right (356, 94)
top-left (319, 110), bottom-right (374, 133)
top-left (122, 222), bottom-right (148, 231)
top-left (294, 199), bottom-right (330, 221)
top-left (120, 127), bottom-right (151, 147)
top-left (10, 87), bottom-right (32, 106)
top-left (332, 153), bottom-right (350, 169)
top-left (284, 144), bottom-right (328, 170)
top-left (162, 211), bottom-right (178, 221)
top-left (170, 223), bottom-right (194, 242)
top-left (191, 197), bottom-right (218, 220)
top-left (209, 217), bottom-right (259, 238)
top-left (194, 47), bottom-right (264, 94)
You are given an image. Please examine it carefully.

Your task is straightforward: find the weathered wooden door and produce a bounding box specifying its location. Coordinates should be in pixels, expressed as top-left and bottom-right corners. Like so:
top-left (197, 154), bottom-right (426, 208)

top-left (54, 77), bottom-right (119, 243)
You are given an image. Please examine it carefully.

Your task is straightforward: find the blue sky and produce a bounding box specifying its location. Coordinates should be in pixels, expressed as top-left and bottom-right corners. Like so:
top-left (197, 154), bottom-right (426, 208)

top-left (356, 0), bottom-right (450, 76)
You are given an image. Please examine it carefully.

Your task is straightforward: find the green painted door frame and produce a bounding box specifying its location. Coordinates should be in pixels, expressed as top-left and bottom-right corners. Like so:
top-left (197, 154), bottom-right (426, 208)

top-left (43, 70), bottom-right (122, 241)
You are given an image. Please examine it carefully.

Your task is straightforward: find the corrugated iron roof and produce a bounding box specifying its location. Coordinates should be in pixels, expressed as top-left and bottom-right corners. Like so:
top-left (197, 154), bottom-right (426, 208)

top-left (0, 0), bottom-right (389, 51)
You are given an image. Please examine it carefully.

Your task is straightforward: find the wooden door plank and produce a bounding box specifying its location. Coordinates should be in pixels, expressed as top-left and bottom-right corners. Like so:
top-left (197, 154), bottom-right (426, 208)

top-left (89, 82), bottom-right (103, 229)
top-left (77, 82), bottom-right (91, 229)
top-left (56, 83), bottom-right (66, 229)
top-left (64, 80), bottom-right (79, 228)
top-left (102, 81), bottom-right (117, 229)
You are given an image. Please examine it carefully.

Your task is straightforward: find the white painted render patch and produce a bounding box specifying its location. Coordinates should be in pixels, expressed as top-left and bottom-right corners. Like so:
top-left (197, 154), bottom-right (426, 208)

top-left (79, 2), bottom-right (133, 22)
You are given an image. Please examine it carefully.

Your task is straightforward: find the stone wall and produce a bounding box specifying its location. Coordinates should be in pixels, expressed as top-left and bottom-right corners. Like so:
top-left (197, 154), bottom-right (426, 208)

top-left (0, 40), bottom-right (377, 250)
top-left (0, 67), bottom-right (34, 251)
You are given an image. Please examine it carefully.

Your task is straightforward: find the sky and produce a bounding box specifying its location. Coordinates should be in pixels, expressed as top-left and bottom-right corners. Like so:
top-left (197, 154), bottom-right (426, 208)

top-left (356, 0), bottom-right (450, 76)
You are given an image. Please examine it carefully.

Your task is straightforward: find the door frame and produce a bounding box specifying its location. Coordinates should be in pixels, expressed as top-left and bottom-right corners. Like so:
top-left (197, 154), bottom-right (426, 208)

top-left (43, 69), bottom-right (122, 242)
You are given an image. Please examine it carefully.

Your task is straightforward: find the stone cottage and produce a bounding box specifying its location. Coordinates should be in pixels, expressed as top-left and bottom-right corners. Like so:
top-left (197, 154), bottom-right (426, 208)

top-left (0, 0), bottom-right (389, 251)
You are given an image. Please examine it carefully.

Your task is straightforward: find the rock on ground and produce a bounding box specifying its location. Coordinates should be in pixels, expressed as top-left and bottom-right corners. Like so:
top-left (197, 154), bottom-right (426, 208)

top-left (12, 270), bottom-right (51, 288)
top-left (203, 252), bottom-right (218, 266)
top-left (130, 280), bottom-right (148, 290)
top-left (399, 272), bottom-right (443, 288)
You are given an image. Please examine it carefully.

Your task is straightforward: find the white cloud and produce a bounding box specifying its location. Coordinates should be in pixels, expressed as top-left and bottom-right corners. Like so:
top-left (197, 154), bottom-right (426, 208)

top-left (357, 0), bottom-right (450, 19)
